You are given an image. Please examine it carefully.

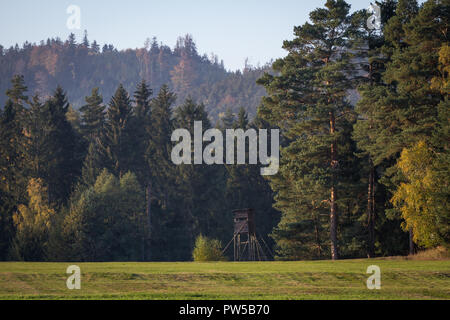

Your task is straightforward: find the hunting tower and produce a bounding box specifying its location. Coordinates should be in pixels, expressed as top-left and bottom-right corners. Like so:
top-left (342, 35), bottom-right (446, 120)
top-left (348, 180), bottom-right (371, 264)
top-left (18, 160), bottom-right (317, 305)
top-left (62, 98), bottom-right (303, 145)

top-left (222, 208), bottom-right (272, 261)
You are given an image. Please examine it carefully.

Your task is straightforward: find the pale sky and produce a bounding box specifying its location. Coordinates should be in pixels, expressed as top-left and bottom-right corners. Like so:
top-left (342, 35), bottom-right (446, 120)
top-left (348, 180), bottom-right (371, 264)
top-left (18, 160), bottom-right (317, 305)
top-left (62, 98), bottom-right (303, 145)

top-left (0, 0), bottom-right (416, 71)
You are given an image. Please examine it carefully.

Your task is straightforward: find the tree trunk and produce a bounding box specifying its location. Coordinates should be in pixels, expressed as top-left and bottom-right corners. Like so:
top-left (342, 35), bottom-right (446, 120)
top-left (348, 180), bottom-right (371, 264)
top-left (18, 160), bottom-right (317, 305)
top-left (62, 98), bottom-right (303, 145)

top-left (146, 183), bottom-right (152, 261)
top-left (314, 213), bottom-right (323, 258)
top-left (367, 162), bottom-right (375, 258)
top-left (330, 187), bottom-right (338, 260)
top-left (409, 228), bottom-right (415, 255)
top-left (330, 111), bottom-right (339, 260)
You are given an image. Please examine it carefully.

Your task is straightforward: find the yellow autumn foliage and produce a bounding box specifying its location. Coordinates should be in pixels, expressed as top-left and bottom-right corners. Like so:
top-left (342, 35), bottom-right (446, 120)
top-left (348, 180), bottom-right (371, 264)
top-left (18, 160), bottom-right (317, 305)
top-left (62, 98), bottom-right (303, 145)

top-left (391, 141), bottom-right (449, 248)
top-left (13, 178), bottom-right (54, 231)
top-left (11, 178), bottom-right (55, 260)
top-left (431, 43), bottom-right (450, 94)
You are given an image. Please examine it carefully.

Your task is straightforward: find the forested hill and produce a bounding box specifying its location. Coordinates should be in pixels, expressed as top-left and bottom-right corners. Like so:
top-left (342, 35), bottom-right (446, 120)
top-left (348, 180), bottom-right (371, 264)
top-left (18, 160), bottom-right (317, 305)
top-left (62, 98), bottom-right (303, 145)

top-left (0, 33), bottom-right (268, 120)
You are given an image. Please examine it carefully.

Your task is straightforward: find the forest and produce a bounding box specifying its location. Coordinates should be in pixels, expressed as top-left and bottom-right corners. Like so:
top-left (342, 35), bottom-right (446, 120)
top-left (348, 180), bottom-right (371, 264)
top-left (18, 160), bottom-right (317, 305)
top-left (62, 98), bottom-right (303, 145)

top-left (0, 0), bottom-right (448, 262)
top-left (0, 33), bottom-right (268, 121)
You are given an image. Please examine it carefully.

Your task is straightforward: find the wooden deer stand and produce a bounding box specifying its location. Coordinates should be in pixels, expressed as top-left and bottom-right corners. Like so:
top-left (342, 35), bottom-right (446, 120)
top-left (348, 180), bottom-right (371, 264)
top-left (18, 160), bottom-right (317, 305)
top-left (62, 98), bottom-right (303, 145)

top-left (222, 208), bottom-right (272, 261)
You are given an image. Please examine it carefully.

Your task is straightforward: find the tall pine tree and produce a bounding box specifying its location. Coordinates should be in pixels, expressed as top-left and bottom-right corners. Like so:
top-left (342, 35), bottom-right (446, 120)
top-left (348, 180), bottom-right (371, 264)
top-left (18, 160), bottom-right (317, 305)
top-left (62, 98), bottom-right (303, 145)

top-left (257, 0), bottom-right (363, 260)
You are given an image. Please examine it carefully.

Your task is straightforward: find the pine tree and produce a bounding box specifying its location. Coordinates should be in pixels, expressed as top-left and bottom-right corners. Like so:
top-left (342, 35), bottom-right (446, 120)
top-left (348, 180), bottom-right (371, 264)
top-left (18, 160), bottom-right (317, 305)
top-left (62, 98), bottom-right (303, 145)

top-left (257, 0), bottom-right (363, 260)
top-left (353, 0), bottom-right (399, 257)
top-left (382, 0), bottom-right (440, 148)
top-left (388, 0), bottom-right (450, 250)
top-left (355, 0), bottom-right (448, 254)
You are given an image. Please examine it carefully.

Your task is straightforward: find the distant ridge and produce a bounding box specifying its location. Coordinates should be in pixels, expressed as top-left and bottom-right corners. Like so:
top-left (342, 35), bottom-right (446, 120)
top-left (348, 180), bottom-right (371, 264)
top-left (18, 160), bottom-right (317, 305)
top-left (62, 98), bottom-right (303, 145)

top-left (0, 34), bottom-right (269, 120)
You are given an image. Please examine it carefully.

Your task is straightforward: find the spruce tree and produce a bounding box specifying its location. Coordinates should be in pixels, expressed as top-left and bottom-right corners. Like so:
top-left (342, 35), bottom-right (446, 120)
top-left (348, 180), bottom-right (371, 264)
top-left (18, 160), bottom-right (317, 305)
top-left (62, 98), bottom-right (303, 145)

top-left (219, 108), bottom-right (235, 130)
top-left (80, 87), bottom-right (105, 142)
top-left (79, 88), bottom-right (106, 186)
top-left (147, 84), bottom-right (175, 203)
top-left (6, 75), bottom-right (28, 105)
top-left (131, 80), bottom-right (153, 260)
top-left (169, 98), bottom-right (224, 260)
top-left (355, 0), bottom-right (448, 254)
top-left (234, 107), bottom-right (248, 129)
top-left (224, 110), bottom-right (279, 255)
top-left (24, 86), bottom-right (80, 205)
top-left (131, 80), bottom-right (152, 186)
top-left (385, 0), bottom-right (448, 253)
top-left (101, 84), bottom-right (134, 177)
top-left (51, 86), bottom-right (80, 204)
top-left (145, 85), bottom-right (176, 260)
top-left (225, 108), bottom-right (251, 210)
top-left (353, 0), bottom-right (399, 257)
top-left (0, 76), bottom-right (29, 258)
top-left (81, 141), bottom-right (105, 187)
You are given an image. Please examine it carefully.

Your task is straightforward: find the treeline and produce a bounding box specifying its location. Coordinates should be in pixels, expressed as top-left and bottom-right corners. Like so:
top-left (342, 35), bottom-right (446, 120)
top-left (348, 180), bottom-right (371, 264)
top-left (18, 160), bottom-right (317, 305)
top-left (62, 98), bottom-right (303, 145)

top-left (0, 77), bottom-right (278, 261)
top-left (259, 0), bottom-right (449, 260)
top-left (0, 33), bottom-right (268, 120)
top-left (1, 0), bottom-right (448, 262)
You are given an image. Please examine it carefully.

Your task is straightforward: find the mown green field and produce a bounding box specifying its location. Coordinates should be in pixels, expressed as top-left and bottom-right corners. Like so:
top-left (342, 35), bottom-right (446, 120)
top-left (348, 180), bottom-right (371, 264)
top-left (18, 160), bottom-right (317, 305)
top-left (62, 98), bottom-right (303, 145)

top-left (0, 259), bottom-right (449, 300)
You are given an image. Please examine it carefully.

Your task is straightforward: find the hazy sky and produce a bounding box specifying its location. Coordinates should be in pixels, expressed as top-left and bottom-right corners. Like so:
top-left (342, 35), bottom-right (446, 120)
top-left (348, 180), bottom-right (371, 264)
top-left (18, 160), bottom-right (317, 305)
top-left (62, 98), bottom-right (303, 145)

top-left (0, 1), bottom-right (390, 71)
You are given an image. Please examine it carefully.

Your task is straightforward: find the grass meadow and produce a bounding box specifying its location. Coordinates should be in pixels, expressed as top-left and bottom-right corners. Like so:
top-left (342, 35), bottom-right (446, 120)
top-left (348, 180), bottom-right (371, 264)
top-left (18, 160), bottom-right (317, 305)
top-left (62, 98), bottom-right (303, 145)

top-left (0, 258), bottom-right (448, 300)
